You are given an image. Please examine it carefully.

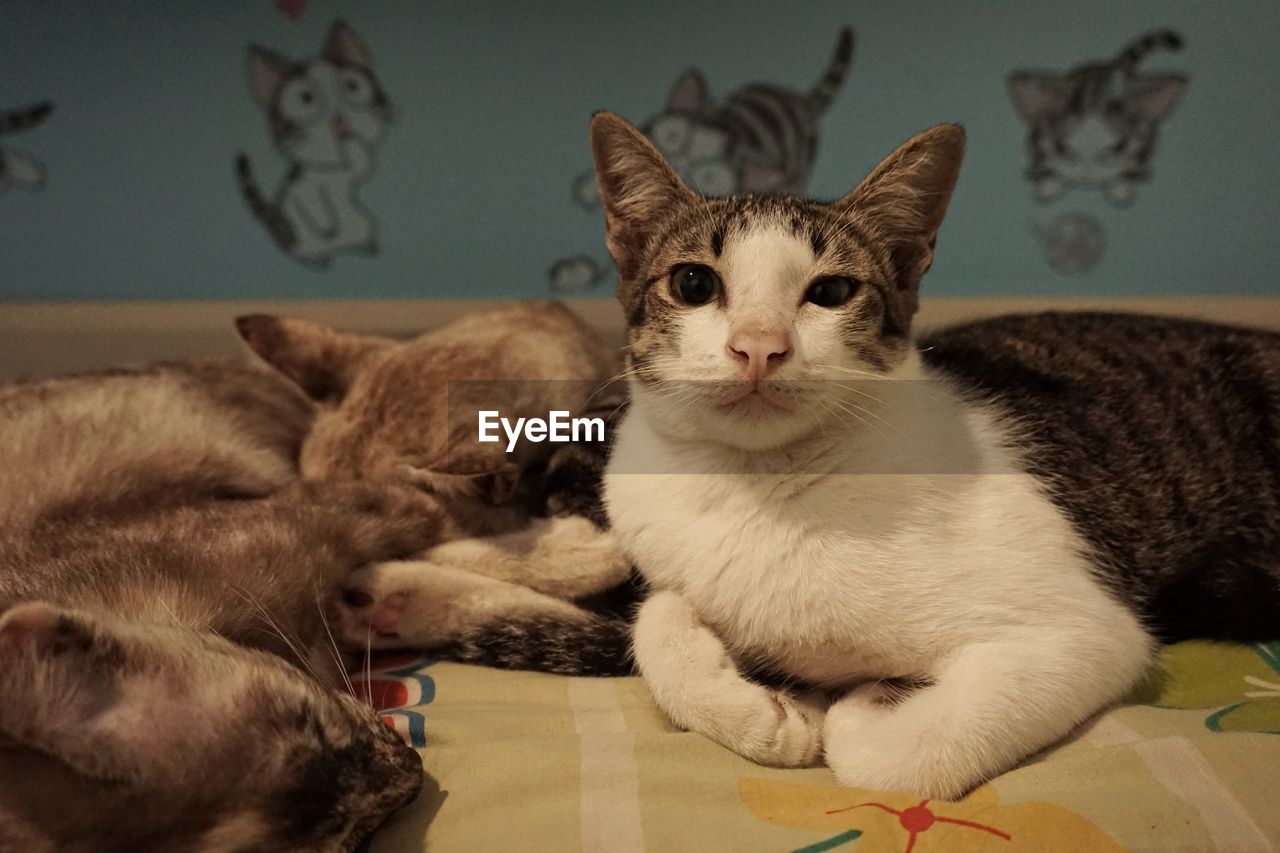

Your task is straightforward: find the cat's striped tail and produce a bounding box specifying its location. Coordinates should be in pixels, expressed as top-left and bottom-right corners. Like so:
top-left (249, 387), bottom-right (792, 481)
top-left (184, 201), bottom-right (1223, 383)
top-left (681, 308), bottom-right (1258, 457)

top-left (439, 611), bottom-right (635, 677)
top-left (0, 101), bottom-right (53, 137)
top-left (1116, 30), bottom-right (1183, 74)
top-left (235, 153), bottom-right (297, 251)
top-left (806, 27), bottom-right (856, 116)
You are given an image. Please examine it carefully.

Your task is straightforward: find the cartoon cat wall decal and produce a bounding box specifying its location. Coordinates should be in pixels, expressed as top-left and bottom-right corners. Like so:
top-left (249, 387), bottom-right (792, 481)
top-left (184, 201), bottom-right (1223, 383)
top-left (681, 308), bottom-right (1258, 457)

top-left (1009, 30), bottom-right (1187, 207)
top-left (236, 20), bottom-right (391, 269)
top-left (552, 26), bottom-right (856, 293)
top-left (0, 102), bottom-right (54, 195)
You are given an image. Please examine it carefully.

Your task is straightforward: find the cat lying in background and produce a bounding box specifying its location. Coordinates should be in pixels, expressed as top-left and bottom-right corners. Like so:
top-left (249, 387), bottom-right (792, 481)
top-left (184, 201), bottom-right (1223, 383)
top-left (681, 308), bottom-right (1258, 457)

top-left (0, 301), bottom-right (635, 849)
top-left (236, 301), bottom-right (640, 675)
top-left (587, 112), bottom-right (1280, 799)
top-left (0, 359), bottom-right (428, 852)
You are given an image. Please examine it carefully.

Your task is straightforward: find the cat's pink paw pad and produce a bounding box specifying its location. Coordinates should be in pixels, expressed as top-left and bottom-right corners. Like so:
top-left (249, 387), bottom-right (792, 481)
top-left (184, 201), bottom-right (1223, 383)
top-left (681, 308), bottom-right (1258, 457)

top-left (340, 587), bottom-right (406, 638)
top-left (368, 592), bottom-right (406, 637)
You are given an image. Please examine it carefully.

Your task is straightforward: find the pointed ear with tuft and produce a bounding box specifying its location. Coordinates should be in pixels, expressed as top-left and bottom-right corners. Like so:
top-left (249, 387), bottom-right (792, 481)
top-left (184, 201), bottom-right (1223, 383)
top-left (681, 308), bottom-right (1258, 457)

top-left (589, 112), bottom-right (698, 282)
top-left (236, 315), bottom-right (391, 403)
top-left (836, 124), bottom-right (966, 297)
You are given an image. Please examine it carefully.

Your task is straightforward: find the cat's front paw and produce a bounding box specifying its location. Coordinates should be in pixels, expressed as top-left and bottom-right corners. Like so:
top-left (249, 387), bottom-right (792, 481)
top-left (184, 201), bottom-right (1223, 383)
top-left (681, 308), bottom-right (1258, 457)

top-left (754, 688), bottom-right (829, 768)
top-left (335, 562), bottom-right (448, 649)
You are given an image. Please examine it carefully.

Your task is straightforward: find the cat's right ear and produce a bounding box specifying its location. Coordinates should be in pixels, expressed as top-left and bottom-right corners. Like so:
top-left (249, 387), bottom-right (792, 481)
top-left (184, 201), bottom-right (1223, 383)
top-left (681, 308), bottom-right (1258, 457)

top-left (247, 44), bottom-right (291, 107)
top-left (236, 314), bottom-right (391, 403)
top-left (589, 111), bottom-right (697, 280)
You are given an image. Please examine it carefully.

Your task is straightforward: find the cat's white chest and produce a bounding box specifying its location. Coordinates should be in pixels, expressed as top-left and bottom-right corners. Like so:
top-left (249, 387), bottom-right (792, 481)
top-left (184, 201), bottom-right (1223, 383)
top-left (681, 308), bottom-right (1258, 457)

top-left (603, 401), bottom-right (1115, 686)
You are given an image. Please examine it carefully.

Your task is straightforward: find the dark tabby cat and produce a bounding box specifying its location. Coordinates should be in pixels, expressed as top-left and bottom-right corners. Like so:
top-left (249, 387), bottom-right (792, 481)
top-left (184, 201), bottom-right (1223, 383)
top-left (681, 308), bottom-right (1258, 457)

top-left (585, 111), bottom-right (1279, 799)
top-left (1009, 30), bottom-right (1187, 206)
top-left (0, 101), bottom-right (53, 193)
top-left (0, 360), bottom-right (430, 851)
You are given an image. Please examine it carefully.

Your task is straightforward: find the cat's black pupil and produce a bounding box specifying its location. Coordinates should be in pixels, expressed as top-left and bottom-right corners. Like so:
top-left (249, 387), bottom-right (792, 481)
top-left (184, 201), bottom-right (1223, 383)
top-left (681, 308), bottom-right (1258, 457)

top-left (300, 91), bottom-right (313, 104)
top-left (347, 79), bottom-right (359, 92)
top-left (806, 278), bottom-right (854, 307)
top-left (677, 266), bottom-right (716, 305)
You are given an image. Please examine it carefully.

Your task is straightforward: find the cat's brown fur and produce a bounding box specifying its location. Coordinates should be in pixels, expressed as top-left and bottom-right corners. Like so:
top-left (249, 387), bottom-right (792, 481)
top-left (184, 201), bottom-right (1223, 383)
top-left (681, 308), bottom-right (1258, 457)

top-left (238, 300), bottom-right (618, 497)
top-left (0, 359), bottom-right (431, 852)
top-left (238, 302), bottom-right (638, 672)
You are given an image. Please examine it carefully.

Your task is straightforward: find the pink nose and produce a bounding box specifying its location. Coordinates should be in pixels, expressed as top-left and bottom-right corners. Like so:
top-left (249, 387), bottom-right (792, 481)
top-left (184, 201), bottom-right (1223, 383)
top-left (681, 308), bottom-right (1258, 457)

top-left (727, 330), bottom-right (792, 381)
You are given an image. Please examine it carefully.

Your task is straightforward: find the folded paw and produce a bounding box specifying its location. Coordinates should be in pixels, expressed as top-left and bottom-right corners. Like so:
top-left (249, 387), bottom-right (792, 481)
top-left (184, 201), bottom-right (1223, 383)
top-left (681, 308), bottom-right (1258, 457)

top-left (334, 562), bottom-right (448, 650)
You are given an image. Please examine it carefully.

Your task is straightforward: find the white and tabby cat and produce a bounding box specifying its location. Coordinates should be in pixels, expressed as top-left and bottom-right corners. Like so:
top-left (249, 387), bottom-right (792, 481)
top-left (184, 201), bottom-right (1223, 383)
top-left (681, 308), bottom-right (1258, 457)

top-left (236, 19), bottom-right (390, 268)
top-left (588, 112), bottom-right (1280, 799)
top-left (0, 101), bottom-right (53, 194)
top-left (1009, 30), bottom-right (1187, 206)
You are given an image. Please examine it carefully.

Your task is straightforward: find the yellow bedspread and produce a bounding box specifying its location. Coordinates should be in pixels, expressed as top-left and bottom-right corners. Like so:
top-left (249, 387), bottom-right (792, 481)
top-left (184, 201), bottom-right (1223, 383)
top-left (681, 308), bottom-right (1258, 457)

top-left (361, 641), bottom-right (1280, 852)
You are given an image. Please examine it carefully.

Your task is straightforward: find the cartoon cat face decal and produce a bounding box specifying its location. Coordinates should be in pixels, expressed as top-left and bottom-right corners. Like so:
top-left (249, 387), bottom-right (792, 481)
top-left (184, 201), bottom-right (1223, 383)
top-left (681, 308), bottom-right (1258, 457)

top-left (236, 19), bottom-right (392, 269)
top-left (1009, 30), bottom-right (1187, 207)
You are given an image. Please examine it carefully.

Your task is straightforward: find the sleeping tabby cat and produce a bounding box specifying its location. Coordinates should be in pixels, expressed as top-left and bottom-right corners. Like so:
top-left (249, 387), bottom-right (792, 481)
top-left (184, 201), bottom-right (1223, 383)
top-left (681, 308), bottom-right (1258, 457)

top-left (236, 302), bottom-right (639, 676)
top-left (0, 302), bottom-right (636, 848)
top-left (588, 111), bottom-right (1279, 799)
top-left (0, 360), bottom-right (428, 852)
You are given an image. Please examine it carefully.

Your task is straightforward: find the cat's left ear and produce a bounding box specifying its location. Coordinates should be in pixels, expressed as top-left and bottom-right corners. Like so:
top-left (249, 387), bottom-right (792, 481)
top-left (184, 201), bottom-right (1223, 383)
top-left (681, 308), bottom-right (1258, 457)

top-left (247, 44), bottom-right (291, 107)
top-left (0, 604), bottom-right (199, 785)
top-left (668, 69), bottom-right (709, 113)
top-left (1128, 75), bottom-right (1187, 121)
top-left (836, 124), bottom-right (966, 295)
top-left (589, 112), bottom-right (698, 281)
top-left (325, 19), bottom-right (373, 69)
top-left (236, 314), bottom-right (392, 403)
top-left (398, 451), bottom-right (521, 505)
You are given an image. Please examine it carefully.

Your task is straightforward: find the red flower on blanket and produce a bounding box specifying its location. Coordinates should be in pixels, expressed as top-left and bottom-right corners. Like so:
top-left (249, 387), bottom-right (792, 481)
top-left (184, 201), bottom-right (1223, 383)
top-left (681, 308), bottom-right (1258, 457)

top-left (738, 778), bottom-right (1123, 852)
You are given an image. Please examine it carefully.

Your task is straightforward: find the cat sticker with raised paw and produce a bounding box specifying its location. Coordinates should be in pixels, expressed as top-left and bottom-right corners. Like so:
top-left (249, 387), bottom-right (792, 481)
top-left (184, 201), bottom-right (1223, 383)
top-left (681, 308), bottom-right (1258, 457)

top-left (235, 20), bottom-right (391, 269)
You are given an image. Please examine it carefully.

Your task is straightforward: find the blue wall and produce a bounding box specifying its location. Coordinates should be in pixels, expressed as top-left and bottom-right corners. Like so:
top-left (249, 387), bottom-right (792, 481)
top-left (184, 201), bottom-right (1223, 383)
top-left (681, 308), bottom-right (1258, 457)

top-left (1, 0), bottom-right (1277, 301)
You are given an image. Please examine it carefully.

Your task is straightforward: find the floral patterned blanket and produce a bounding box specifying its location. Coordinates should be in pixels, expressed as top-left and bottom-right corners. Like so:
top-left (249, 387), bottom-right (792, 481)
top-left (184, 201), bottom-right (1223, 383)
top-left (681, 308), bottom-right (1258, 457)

top-left (357, 641), bottom-right (1280, 852)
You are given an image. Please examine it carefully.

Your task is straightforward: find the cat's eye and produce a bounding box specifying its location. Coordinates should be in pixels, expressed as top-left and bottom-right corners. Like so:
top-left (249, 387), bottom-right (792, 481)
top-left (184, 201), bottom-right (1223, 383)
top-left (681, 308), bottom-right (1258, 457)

top-left (339, 70), bottom-right (374, 106)
top-left (804, 277), bottom-right (858, 308)
top-left (280, 79), bottom-right (324, 121)
top-left (671, 264), bottom-right (720, 306)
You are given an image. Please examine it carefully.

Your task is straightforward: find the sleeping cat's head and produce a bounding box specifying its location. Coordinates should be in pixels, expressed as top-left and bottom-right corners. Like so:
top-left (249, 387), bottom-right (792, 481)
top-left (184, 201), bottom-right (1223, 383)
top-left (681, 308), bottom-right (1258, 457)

top-left (0, 601), bottom-right (421, 852)
top-left (588, 112), bottom-right (964, 450)
top-left (247, 19), bottom-right (390, 167)
top-left (236, 301), bottom-right (616, 505)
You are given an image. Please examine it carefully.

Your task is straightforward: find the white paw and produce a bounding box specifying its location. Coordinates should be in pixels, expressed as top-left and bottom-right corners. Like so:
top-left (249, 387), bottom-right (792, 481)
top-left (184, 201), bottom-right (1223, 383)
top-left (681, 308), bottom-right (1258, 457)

top-left (823, 685), bottom-right (967, 799)
top-left (754, 688), bottom-right (829, 767)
